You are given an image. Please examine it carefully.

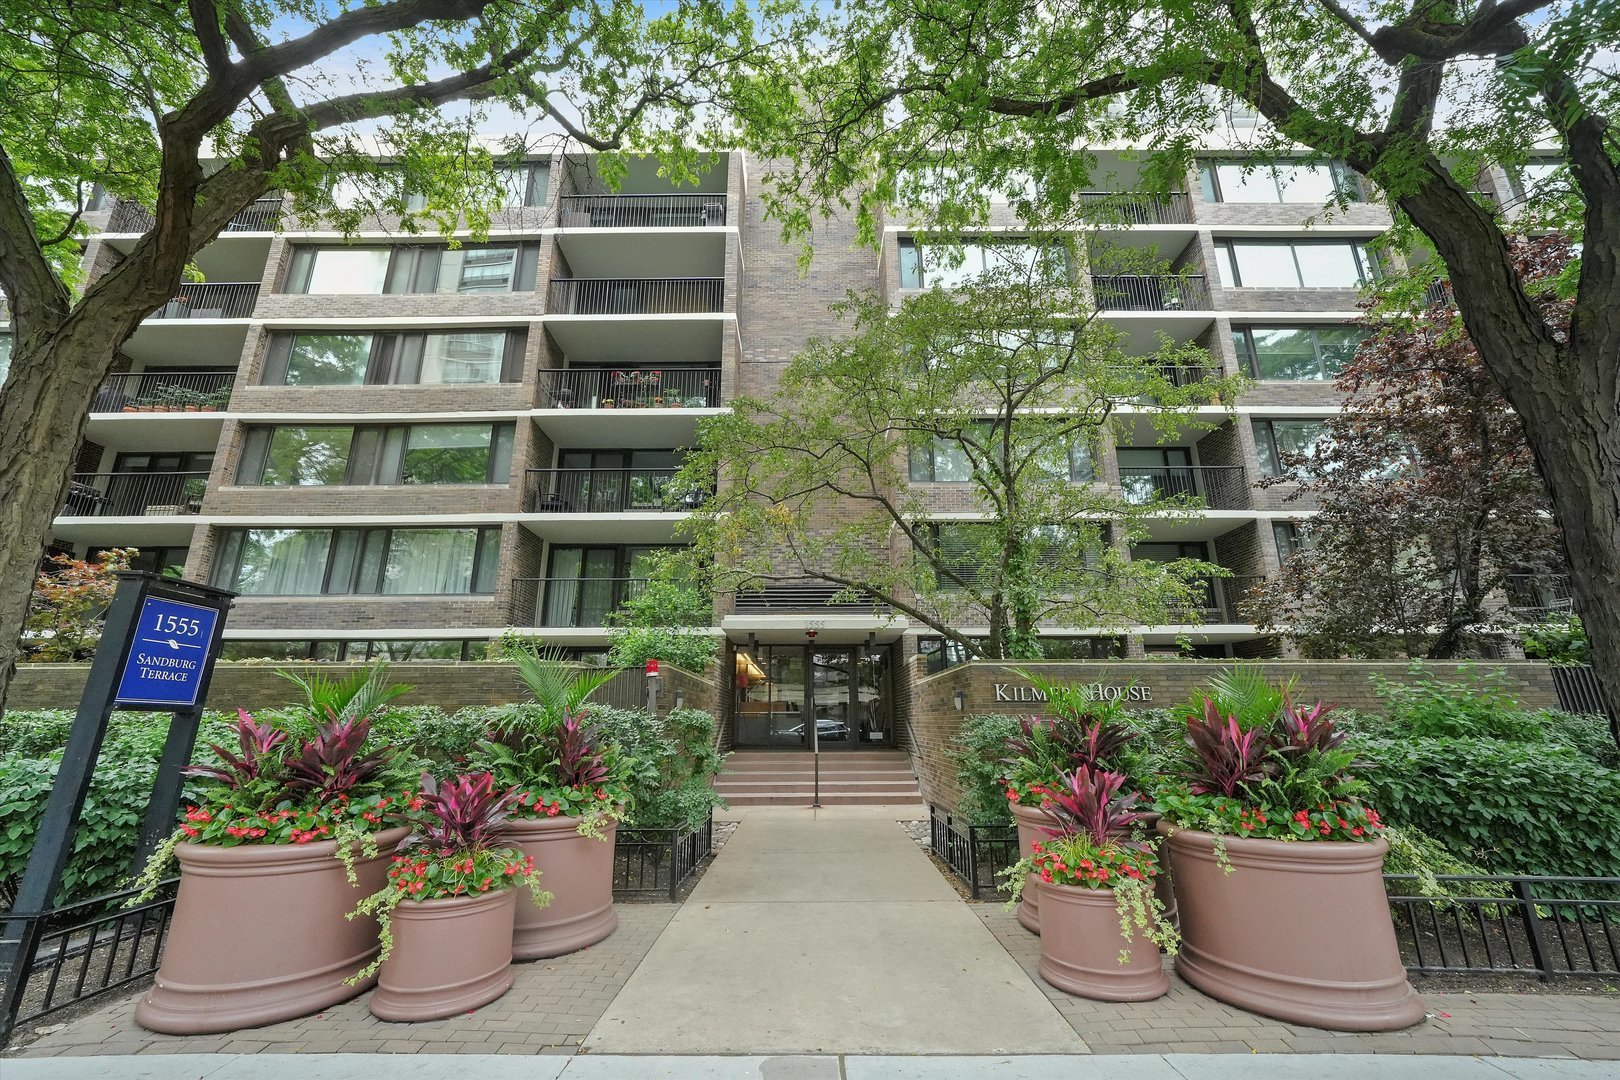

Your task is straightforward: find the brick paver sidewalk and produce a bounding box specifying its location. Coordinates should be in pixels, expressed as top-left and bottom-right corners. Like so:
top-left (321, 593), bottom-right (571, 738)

top-left (978, 905), bottom-right (1620, 1059)
top-left (13, 905), bottom-right (677, 1058)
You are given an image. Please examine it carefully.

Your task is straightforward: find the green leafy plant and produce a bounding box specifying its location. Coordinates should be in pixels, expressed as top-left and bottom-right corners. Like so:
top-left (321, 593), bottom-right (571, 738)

top-left (589, 705), bottom-right (726, 830)
top-left (1522, 615), bottom-right (1589, 666)
top-left (948, 713), bottom-right (1023, 825)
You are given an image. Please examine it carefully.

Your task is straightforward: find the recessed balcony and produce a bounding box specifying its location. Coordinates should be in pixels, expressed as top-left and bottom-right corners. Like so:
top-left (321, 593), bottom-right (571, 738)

top-left (1118, 464), bottom-right (1250, 510)
top-left (524, 467), bottom-right (703, 514)
top-left (1091, 274), bottom-right (1211, 311)
top-left (546, 278), bottom-right (723, 315)
top-left (59, 472), bottom-right (209, 518)
top-left (109, 196), bottom-right (283, 234)
top-left (559, 194), bottom-right (727, 228)
top-left (144, 283), bottom-right (259, 320)
top-left (1163, 575), bottom-right (1268, 624)
top-left (537, 367), bottom-right (721, 410)
top-left (91, 371), bottom-right (235, 414)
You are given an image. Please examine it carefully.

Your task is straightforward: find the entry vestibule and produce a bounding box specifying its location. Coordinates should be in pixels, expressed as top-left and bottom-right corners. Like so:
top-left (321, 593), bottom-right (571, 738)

top-left (732, 645), bottom-right (893, 748)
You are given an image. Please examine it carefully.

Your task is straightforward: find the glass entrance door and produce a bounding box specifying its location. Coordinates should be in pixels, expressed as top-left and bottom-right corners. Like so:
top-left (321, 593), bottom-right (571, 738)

top-left (733, 645), bottom-right (892, 748)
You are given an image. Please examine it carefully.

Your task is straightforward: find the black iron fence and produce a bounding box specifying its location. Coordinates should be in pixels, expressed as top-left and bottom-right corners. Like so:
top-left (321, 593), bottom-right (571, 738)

top-left (1076, 191), bottom-right (1194, 225)
top-left (0, 880), bottom-right (178, 1044)
top-left (1118, 464), bottom-right (1250, 510)
top-left (61, 472), bottom-right (209, 517)
top-left (560, 194), bottom-right (728, 228)
top-left (547, 277), bottom-right (724, 315)
top-left (930, 810), bottom-right (1620, 978)
top-left (92, 371), bottom-right (235, 413)
top-left (1091, 274), bottom-right (1211, 311)
top-left (1552, 665), bottom-right (1614, 722)
top-left (110, 197), bottom-right (282, 234)
top-left (613, 814), bottom-right (716, 901)
top-left (538, 366), bottom-right (721, 409)
top-left (147, 283), bottom-right (259, 320)
top-left (524, 467), bottom-right (700, 514)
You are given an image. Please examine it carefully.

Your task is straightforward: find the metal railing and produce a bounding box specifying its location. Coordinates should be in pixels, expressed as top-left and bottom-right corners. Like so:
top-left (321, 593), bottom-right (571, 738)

top-left (1166, 574), bottom-right (1268, 624)
top-left (524, 467), bottom-right (699, 514)
top-left (511, 576), bottom-right (650, 628)
top-left (147, 283), bottom-right (259, 320)
top-left (929, 807), bottom-right (1019, 899)
top-left (538, 366), bottom-right (721, 409)
top-left (0, 879), bottom-right (178, 1045)
top-left (1551, 666), bottom-right (1615, 729)
top-left (108, 197), bottom-right (282, 234)
top-left (1118, 464), bottom-right (1250, 509)
top-left (614, 814), bottom-right (716, 900)
top-left (91, 371), bottom-right (235, 413)
top-left (61, 472), bottom-right (209, 517)
top-left (560, 194), bottom-right (728, 228)
top-left (929, 817), bottom-right (1620, 977)
top-left (1091, 274), bottom-right (1210, 311)
top-left (1503, 573), bottom-right (1573, 621)
top-left (1076, 191), bottom-right (1194, 225)
top-left (731, 582), bottom-right (889, 614)
top-left (547, 277), bottom-right (724, 315)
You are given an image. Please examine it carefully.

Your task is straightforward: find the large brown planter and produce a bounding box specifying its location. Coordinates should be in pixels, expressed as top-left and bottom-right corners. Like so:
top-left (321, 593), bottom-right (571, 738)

top-left (1036, 879), bottom-right (1170, 1001)
top-left (135, 826), bottom-right (409, 1034)
top-left (369, 888), bottom-right (517, 1021)
top-left (502, 816), bottom-right (617, 959)
top-left (1009, 802), bottom-right (1051, 934)
top-left (1161, 824), bottom-right (1425, 1031)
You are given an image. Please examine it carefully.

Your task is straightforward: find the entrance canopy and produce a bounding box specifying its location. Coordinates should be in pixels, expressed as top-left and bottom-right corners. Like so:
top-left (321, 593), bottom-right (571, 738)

top-left (721, 614), bottom-right (906, 646)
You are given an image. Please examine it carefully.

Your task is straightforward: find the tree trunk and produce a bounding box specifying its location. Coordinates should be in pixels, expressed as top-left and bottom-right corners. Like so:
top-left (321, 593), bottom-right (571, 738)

top-left (0, 326), bottom-right (130, 711)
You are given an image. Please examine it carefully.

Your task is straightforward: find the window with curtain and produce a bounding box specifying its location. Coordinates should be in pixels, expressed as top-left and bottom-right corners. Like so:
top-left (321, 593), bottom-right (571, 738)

top-left (285, 244), bottom-right (537, 295)
top-left (262, 330), bottom-right (521, 386)
top-left (1214, 241), bottom-right (1380, 288)
top-left (897, 238), bottom-right (1068, 288)
top-left (277, 334), bottom-right (374, 386)
top-left (239, 422), bottom-right (514, 485)
top-left (1252, 419), bottom-right (1328, 476)
top-left (1232, 325), bottom-right (1367, 380)
top-left (214, 527), bottom-right (500, 594)
top-left (1197, 159), bottom-right (1361, 203)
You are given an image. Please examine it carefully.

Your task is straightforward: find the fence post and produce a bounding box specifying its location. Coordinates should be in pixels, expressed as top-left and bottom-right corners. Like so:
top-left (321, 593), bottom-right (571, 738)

top-left (668, 829), bottom-right (681, 902)
top-left (1515, 878), bottom-right (1553, 980)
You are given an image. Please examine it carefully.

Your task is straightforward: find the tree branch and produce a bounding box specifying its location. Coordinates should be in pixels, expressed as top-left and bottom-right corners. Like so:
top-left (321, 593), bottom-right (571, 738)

top-left (0, 145), bottom-right (75, 327)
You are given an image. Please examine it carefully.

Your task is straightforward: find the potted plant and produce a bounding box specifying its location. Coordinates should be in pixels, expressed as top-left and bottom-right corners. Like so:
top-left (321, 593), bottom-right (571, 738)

top-left (1008, 766), bottom-right (1176, 1001)
top-left (601, 399), bottom-right (615, 409)
top-left (999, 677), bottom-right (1143, 933)
top-left (482, 649), bottom-right (631, 958)
top-left (1155, 666), bottom-right (1425, 1031)
top-left (684, 395), bottom-right (708, 407)
top-left (132, 666), bottom-right (413, 1034)
top-left (653, 395), bottom-right (666, 406)
top-left (355, 773), bottom-right (548, 1021)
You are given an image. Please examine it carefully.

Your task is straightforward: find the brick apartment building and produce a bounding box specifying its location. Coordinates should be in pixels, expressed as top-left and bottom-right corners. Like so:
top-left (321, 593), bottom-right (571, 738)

top-left (5, 141), bottom-right (1563, 751)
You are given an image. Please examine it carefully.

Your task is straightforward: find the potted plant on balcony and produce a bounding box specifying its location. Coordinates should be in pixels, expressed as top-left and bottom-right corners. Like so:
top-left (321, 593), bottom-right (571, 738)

top-left (999, 678), bottom-right (1144, 934)
top-left (1155, 667), bottom-right (1425, 1031)
top-left (1007, 766), bottom-right (1176, 1001)
top-left (482, 648), bottom-right (631, 958)
top-left (600, 398), bottom-right (616, 409)
top-left (133, 666), bottom-right (414, 1034)
top-left (354, 772), bottom-right (548, 1021)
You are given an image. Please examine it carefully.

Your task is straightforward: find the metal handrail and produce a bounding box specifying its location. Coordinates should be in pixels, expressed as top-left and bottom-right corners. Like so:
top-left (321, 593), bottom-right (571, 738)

top-left (61, 472), bottom-right (210, 517)
top-left (537, 366), bottom-right (720, 408)
top-left (146, 283), bottom-right (259, 320)
top-left (523, 467), bottom-right (700, 513)
top-left (1118, 464), bottom-right (1250, 509)
top-left (559, 194), bottom-right (727, 228)
top-left (1091, 274), bottom-right (1211, 311)
top-left (109, 197), bottom-right (281, 234)
top-left (546, 277), bottom-right (724, 315)
top-left (1162, 574), bottom-right (1268, 623)
top-left (1076, 190), bottom-right (1194, 225)
top-left (92, 371), bottom-right (235, 413)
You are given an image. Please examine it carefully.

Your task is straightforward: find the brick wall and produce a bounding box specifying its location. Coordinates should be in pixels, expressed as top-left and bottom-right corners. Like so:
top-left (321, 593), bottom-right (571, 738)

top-left (906, 658), bottom-right (1565, 810)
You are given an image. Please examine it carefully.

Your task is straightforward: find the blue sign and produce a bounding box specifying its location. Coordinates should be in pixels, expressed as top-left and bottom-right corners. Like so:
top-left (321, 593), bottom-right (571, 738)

top-left (114, 596), bottom-right (220, 708)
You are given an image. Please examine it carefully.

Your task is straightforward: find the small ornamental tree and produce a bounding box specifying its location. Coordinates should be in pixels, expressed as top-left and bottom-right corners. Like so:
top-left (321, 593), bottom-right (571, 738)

top-left (678, 242), bottom-right (1248, 659)
top-left (1248, 237), bottom-right (1569, 659)
top-left (24, 547), bottom-right (133, 661)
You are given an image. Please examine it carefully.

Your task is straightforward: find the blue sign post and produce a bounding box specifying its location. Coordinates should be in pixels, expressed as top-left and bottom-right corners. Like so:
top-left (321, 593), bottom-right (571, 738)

top-left (115, 596), bottom-right (221, 709)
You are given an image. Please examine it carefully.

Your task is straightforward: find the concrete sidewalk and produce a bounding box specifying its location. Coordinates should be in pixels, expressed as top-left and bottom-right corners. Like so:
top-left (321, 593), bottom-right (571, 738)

top-left (5, 1054), bottom-right (1618, 1079)
top-left (585, 805), bottom-right (1080, 1054)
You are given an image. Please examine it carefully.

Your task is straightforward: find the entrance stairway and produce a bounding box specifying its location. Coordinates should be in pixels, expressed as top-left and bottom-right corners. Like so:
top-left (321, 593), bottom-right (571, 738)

top-left (713, 750), bottom-right (921, 806)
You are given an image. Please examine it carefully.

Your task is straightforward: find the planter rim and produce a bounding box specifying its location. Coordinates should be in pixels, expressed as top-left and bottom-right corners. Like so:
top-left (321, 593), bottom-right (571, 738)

top-left (501, 814), bottom-right (617, 839)
top-left (1040, 879), bottom-right (1129, 902)
top-left (175, 824), bottom-right (409, 871)
top-left (393, 886), bottom-right (520, 916)
top-left (1159, 822), bottom-right (1388, 866)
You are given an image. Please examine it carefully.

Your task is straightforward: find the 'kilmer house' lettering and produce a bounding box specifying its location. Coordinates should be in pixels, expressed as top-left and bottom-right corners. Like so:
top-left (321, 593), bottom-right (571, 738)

top-left (992, 682), bottom-right (1152, 704)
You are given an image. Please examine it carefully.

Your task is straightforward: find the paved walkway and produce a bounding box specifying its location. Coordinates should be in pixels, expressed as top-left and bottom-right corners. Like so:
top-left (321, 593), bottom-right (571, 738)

top-left (586, 805), bottom-right (1077, 1053)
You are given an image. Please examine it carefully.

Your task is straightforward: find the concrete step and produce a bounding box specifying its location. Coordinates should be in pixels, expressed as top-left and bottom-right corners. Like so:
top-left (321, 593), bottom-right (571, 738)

top-left (714, 780), bottom-right (922, 792)
top-left (714, 770), bottom-right (918, 782)
top-left (715, 750), bottom-right (920, 806)
top-left (722, 792), bottom-right (924, 806)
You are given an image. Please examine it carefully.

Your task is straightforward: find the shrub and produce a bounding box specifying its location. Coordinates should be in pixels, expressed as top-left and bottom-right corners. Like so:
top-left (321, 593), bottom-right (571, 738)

top-left (948, 713), bottom-right (1021, 825)
top-left (606, 627), bottom-right (718, 674)
top-left (1371, 663), bottom-right (1540, 739)
top-left (586, 705), bottom-right (725, 830)
top-left (1355, 736), bottom-right (1620, 877)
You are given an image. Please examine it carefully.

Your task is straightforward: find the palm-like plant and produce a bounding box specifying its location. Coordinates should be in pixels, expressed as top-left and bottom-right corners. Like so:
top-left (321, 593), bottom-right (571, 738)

top-left (282, 715), bottom-right (393, 807)
top-left (280, 662), bottom-right (413, 728)
top-left (1038, 765), bottom-right (1145, 847)
top-left (407, 772), bottom-right (519, 854)
top-left (508, 646), bottom-right (616, 727)
top-left (1201, 663), bottom-right (1293, 731)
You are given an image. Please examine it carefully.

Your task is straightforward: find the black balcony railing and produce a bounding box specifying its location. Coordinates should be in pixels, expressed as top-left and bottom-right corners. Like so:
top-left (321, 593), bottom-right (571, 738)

top-left (109, 197), bottom-right (281, 234)
top-left (538, 367), bottom-right (721, 409)
top-left (1076, 190), bottom-right (1194, 225)
top-left (1118, 464), bottom-right (1250, 509)
top-left (524, 467), bottom-right (704, 513)
top-left (731, 582), bottom-right (888, 614)
top-left (92, 371), bottom-right (235, 413)
top-left (1165, 574), bottom-right (1268, 624)
top-left (61, 472), bottom-right (209, 517)
top-left (560, 194), bottom-right (728, 228)
top-left (512, 576), bottom-right (650, 627)
top-left (1091, 274), bottom-right (1210, 311)
top-left (546, 277), bottom-right (724, 315)
top-left (1504, 573), bottom-right (1573, 620)
top-left (147, 283), bottom-right (259, 320)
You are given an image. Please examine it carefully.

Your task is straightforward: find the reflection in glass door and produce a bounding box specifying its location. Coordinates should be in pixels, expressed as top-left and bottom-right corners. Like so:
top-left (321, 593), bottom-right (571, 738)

top-left (733, 645), bottom-right (892, 748)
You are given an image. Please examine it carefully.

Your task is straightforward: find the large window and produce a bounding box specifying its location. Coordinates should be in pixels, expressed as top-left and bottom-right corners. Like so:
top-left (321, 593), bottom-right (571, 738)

top-left (541, 544), bottom-right (676, 627)
top-left (213, 527), bottom-right (501, 595)
top-left (908, 425), bottom-right (1093, 483)
top-left (1252, 419), bottom-right (1328, 477)
top-left (1232, 325), bottom-right (1366, 380)
top-left (285, 243), bottom-right (539, 294)
top-left (239, 422), bottom-right (514, 486)
top-left (261, 329), bottom-right (523, 386)
top-left (1198, 159), bottom-right (1361, 203)
top-left (1214, 241), bottom-right (1380, 289)
top-left (897, 238), bottom-right (1068, 289)
top-left (1273, 521), bottom-right (1315, 561)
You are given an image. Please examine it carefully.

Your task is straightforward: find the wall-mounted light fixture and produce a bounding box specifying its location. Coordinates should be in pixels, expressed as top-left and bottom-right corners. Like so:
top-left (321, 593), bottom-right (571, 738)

top-left (953, 689), bottom-right (966, 711)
